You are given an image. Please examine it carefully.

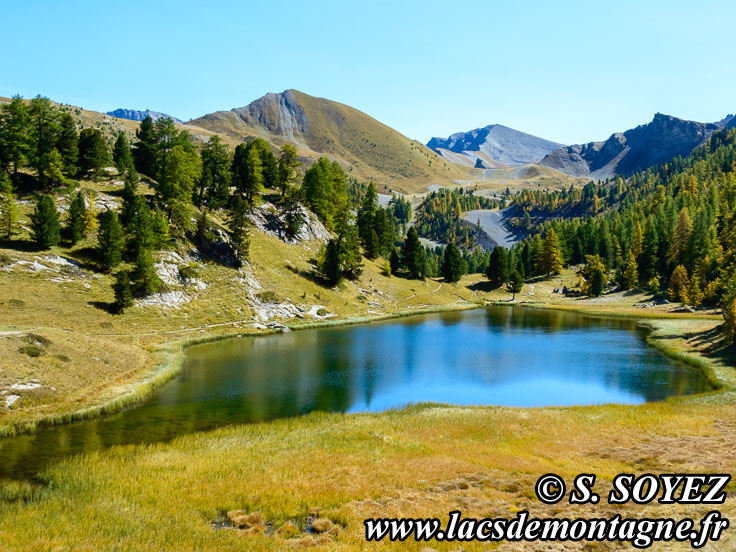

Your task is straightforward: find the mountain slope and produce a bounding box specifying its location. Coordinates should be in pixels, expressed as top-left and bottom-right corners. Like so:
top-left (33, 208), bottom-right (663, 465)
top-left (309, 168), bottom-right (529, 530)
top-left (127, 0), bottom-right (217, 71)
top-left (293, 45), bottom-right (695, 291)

top-left (188, 89), bottom-right (471, 193)
top-left (427, 124), bottom-right (564, 168)
top-left (539, 113), bottom-right (720, 179)
top-left (107, 108), bottom-right (182, 123)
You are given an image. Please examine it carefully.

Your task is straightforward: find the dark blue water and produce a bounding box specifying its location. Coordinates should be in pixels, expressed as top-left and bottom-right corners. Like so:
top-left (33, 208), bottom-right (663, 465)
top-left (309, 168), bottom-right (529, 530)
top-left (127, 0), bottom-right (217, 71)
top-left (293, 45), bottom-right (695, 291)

top-left (0, 306), bottom-right (711, 479)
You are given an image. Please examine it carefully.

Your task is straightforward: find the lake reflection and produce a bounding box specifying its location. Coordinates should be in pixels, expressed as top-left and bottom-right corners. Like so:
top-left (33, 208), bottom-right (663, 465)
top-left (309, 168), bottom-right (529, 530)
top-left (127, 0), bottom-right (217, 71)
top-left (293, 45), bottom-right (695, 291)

top-left (0, 306), bottom-right (711, 479)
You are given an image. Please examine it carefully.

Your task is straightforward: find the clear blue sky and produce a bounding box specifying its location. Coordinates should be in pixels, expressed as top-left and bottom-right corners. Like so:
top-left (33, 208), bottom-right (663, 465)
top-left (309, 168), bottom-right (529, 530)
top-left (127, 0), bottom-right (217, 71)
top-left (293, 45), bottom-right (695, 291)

top-left (1, 1), bottom-right (734, 145)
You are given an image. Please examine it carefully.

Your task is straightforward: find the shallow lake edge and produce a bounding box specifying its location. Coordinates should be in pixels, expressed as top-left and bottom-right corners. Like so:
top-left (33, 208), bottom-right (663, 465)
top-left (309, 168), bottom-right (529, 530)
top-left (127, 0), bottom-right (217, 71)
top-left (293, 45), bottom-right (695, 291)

top-left (0, 299), bottom-right (731, 439)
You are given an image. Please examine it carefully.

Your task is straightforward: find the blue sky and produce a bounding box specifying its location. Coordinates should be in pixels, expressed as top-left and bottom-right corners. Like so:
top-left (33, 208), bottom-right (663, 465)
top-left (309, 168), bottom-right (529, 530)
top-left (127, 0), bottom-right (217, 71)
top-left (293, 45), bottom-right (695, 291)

top-left (1, 1), bottom-right (734, 145)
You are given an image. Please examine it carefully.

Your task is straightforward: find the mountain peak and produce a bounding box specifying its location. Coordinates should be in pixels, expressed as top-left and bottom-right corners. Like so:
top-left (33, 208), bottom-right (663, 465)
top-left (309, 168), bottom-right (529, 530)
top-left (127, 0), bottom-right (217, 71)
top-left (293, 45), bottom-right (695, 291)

top-left (540, 113), bottom-right (720, 178)
top-left (107, 108), bottom-right (181, 123)
top-left (427, 124), bottom-right (564, 168)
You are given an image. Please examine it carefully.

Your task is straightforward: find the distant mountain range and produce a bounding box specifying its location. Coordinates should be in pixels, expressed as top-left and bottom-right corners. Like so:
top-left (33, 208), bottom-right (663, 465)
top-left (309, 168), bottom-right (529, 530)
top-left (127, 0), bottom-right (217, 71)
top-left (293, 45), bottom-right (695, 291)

top-left (107, 108), bottom-right (182, 123)
top-left (188, 89), bottom-right (472, 192)
top-left (427, 125), bottom-right (564, 169)
top-left (539, 113), bottom-right (730, 179)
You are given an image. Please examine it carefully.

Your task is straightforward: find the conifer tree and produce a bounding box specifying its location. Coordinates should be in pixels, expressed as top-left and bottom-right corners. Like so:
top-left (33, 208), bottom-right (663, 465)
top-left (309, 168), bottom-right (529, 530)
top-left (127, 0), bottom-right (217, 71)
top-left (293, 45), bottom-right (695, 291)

top-left (282, 187), bottom-right (304, 240)
top-left (78, 128), bottom-right (109, 178)
top-left (231, 142), bottom-right (263, 206)
top-left (83, 191), bottom-right (98, 235)
top-left (668, 208), bottom-right (693, 267)
top-left (198, 135), bottom-right (231, 208)
top-left (0, 172), bottom-right (18, 239)
top-left (541, 228), bottom-right (563, 275)
top-left (389, 248), bottom-right (401, 275)
top-left (120, 166), bottom-right (139, 226)
top-left (0, 95), bottom-right (30, 177)
top-left (486, 245), bottom-right (509, 287)
top-left (133, 116), bottom-right (156, 176)
top-left (113, 270), bottom-right (133, 313)
top-left (57, 112), bottom-right (78, 175)
top-left (46, 148), bottom-right (66, 187)
top-left (97, 209), bottom-right (124, 271)
top-left (277, 144), bottom-right (301, 198)
top-left (441, 242), bottom-right (467, 283)
top-left (320, 238), bottom-right (343, 286)
top-left (621, 251), bottom-right (639, 290)
top-left (112, 133), bottom-right (134, 175)
top-left (668, 265), bottom-right (690, 304)
top-left (632, 221), bottom-right (644, 259)
top-left (67, 191), bottom-right (87, 245)
top-left (507, 267), bottom-right (524, 300)
top-left (129, 196), bottom-right (154, 257)
top-left (29, 96), bottom-right (61, 184)
top-left (401, 226), bottom-right (426, 279)
top-left (230, 196), bottom-right (251, 265)
top-left (30, 194), bottom-right (61, 249)
top-left (132, 247), bottom-right (160, 295)
top-left (151, 210), bottom-right (170, 249)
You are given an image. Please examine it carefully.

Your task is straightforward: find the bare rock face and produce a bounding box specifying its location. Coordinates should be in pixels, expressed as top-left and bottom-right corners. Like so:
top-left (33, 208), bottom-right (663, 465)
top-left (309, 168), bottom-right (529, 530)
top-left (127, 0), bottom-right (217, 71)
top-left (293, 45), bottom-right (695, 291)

top-left (106, 108), bottom-right (181, 123)
top-left (540, 113), bottom-right (721, 179)
top-left (231, 90), bottom-right (308, 144)
top-left (427, 124), bottom-right (564, 167)
top-left (249, 202), bottom-right (331, 244)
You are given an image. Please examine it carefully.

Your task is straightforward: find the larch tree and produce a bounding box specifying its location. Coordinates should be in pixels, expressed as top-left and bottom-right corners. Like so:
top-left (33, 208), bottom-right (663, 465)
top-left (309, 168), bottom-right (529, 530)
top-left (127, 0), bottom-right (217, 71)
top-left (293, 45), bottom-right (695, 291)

top-left (668, 265), bottom-right (690, 304)
top-left (541, 228), bottom-right (563, 275)
top-left (668, 207), bottom-right (693, 267)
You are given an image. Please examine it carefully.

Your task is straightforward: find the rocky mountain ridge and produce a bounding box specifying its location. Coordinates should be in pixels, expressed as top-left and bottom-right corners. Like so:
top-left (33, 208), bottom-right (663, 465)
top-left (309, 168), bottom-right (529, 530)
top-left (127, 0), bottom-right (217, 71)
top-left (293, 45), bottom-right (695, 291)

top-left (427, 124), bottom-right (564, 168)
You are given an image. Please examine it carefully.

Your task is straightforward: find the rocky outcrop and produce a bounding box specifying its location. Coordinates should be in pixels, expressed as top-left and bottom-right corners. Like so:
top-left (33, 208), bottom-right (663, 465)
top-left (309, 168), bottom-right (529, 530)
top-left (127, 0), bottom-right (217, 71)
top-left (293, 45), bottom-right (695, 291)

top-left (107, 108), bottom-right (181, 123)
top-left (427, 124), bottom-right (564, 168)
top-left (540, 113), bottom-right (721, 179)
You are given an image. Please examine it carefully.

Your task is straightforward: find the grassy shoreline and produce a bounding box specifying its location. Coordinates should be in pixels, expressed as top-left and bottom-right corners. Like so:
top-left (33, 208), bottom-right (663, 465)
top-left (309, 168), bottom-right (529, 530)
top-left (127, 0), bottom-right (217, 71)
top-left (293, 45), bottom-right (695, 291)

top-left (0, 301), bottom-right (482, 439)
top-left (1, 293), bottom-right (730, 441)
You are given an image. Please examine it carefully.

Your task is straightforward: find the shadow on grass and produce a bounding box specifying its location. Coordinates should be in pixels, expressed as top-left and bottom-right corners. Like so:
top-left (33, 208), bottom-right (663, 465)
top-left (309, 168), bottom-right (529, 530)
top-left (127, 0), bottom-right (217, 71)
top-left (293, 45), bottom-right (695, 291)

top-left (88, 301), bottom-right (117, 315)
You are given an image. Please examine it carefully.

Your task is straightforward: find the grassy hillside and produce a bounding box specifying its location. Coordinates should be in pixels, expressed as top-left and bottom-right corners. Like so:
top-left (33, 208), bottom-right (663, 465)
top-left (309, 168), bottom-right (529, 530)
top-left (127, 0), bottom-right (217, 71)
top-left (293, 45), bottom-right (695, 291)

top-left (188, 90), bottom-right (473, 193)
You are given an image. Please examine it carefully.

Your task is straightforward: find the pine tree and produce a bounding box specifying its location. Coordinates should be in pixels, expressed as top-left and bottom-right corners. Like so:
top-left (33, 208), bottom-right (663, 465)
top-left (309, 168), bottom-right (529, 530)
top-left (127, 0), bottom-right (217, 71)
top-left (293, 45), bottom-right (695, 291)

top-left (133, 116), bottom-right (156, 176)
top-left (120, 166), bottom-right (139, 226)
top-left (621, 251), bottom-right (639, 290)
top-left (78, 128), bottom-right (109, 178)
top-left (67, 191), bottom-right (87, 245)
top-left (113, 270), bottom-right (133, 313)
top-left (198, 135), bottom-right (231, 208)
top-left (507, 268), bottom-right (524, 300)
top-left (0, 172), bottom-right (18, 239)
top-left (486, 246), bottom-right (509, 287)
top-left (389, 248), bottom-right (401, 275)
top-left (282, 187), bottom-right (304, 240)
top-left (639, 222), bottom-right (659, 282)
top-left (151, 210), bottom-right (170, 249)
top-left (97, 209), bottom-right (124, 271)
top-left (0, 95), bottom-right (30, 177)
top-left (132, 247), bottom-right (160, 295)
top-left (231, 142), bottom-right (263, 206)
top-left (29, 96), bottom-right (61, 184)
top-left (441, 242), bottom-right (467, 283)
top-left (112, 133), bottom-right (133, 175)
top-left (541, 228), bottom-right (563, 275)
top-left (320, 238), bottom-right (343, 286)
top-left (668, 265), bottom-right (690, 304)
top-left (582, 254), bottom-right (606, 296)
top-left (402, 227), bottom-right (426, 279)
top-left (30, 194), bottom-right (61, 249)
top-left (129, 196), bottom-right (154, 257)
top-left (230, 196), bottom-right (251, 265)
top-left (57, 112), bottom-right (78, 176)
top-left (277, 144), bottom-right (301, 198)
